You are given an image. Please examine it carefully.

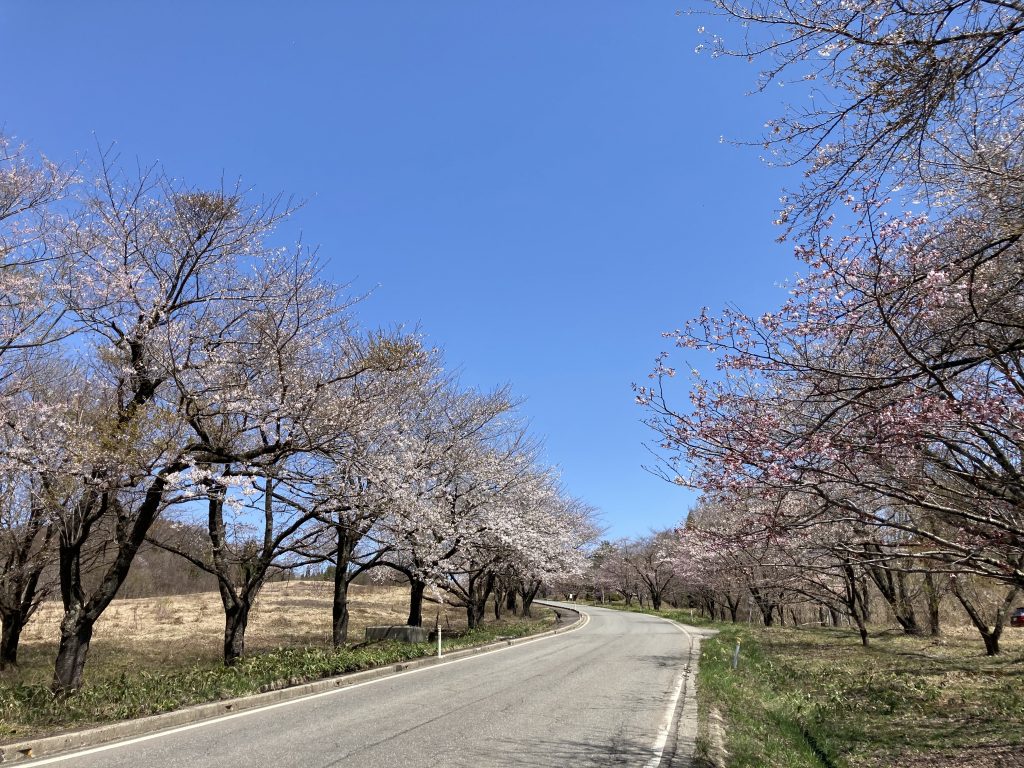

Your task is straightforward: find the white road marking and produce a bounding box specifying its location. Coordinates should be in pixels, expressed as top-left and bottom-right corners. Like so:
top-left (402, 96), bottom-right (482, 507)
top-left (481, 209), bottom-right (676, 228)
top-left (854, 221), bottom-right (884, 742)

top-left (25, 607), bottom-right (591, 766)
top-left (642, 615), bottom-right (697, 768)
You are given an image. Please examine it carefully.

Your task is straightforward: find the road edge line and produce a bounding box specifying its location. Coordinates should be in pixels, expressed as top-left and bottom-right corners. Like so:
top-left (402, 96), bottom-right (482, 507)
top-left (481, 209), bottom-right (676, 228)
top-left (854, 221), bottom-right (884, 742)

top-left (636, 611), bottom-right (715, 768)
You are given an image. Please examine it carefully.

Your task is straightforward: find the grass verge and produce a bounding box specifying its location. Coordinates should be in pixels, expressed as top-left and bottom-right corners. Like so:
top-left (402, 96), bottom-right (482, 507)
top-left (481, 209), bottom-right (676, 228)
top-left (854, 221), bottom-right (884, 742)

top-left (0, 613), bottom-right (556, 743)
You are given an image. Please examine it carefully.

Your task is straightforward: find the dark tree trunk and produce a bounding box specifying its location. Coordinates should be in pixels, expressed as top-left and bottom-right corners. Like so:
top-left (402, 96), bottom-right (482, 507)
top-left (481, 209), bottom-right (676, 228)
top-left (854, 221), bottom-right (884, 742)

top-left (950, 577), bottom-right (1017, 657)
top-left (853, 609), bottom-right (869, 646)
top-left (464, 572), bottom-right (494, 629)
top-left (702, 595), bottom-right (716, 619)
top-left (749, 587), bottom-right (776, 627)
top-left (0, 610), bottom-right (26, 668)
top-left (726, 595), bottom-right (740, 623)
top-left (983, 632), bottom-right (1001, 656)
top-left (0, 502), bottom-right (49, 670)
top-left (519, 581), bottom-right (541, 618)
top-left (466, 599), bottom-right (486, 628)
top-left (206, 477), bottom-right (275, 667)
top-left (53, 610), bottom-right (94, 695)
top-left (859, 574), bottom-right (872, 623)
top-left (505, 588), bottom-right (518, 616)
top-left (53, 479), bottom-right (171, 694)
top-left (407, 578), bottom-right (425, 627)
top-left (331, 525), bottom-right (359, 646)
top-left (863, 555), bottom-right (922, 635)
top-left (840, 561), bottom-right (870, 645)
top-left (332, 560), bottom-right (351, 647)
top-left (223, 599), bottom-right (252, 666)
top-left (923, 571), bottom-right (942, 637)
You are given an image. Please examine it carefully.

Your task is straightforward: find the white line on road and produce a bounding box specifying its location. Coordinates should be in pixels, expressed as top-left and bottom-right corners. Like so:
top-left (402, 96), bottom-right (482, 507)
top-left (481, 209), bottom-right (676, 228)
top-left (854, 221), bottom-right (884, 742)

top-left (643, 616), bottom-right (697, 768)
top-left (25, 608), bottom-right (591, 766)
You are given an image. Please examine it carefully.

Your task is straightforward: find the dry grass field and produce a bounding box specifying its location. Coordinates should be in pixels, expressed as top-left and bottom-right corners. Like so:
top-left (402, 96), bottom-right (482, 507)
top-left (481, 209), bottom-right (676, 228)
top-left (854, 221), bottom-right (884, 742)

top-left (0, 581), bottom-right (556, 742)
top-left (11, 581), bottom-right (480, 682)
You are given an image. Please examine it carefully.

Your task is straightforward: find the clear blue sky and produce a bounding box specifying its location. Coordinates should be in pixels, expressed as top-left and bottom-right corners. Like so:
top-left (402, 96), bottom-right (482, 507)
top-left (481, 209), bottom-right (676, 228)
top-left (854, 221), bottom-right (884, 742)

top-left (1, 2), bottom-right (799, 538)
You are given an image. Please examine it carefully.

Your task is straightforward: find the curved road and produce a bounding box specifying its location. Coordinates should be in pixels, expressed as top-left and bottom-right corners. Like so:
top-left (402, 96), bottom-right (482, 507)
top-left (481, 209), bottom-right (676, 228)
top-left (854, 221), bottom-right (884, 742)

top-left (31, 605), bottom-right (716, 768)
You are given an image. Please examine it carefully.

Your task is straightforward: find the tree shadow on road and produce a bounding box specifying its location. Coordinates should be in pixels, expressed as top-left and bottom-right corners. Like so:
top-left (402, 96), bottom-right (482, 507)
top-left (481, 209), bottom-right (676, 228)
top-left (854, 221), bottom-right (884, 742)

top-left (484, 735), bottom-right (654, 767)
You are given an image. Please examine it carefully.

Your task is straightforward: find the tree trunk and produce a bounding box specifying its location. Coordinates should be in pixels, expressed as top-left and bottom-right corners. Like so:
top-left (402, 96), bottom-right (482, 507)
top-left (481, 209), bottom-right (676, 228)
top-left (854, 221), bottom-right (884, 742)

top-left (407, 578), bottom-right (425, 627)
top-left (0, 511), bottom-right (49, 670)
top-left (465, 573), bottom-right (494, 629)
top-left (726, 596), bottom-right (740, 623)
top-left (864, 558), bottom-right (922, 635)
top-left (223, 599), bottom-right (252, 666)
top-left (749, 587), bottom-right (777, 627)
top-left (859, 574), bottom-right (871, 623)
top-left (52, 610), bottom-right (95, 695)
top-left (519, 581), bottom-right (541, 618)
top-left (466, 600), bottom-right (486, 629)
top-left (982, 632), bottom-right (1001, 656)
top-left (505, 588), bottom-right (518, 616)
top-left (923, 571), bottom-right (942, 637)
top-left (332, 562), bottom-right (350, 647)
top-left (52, 476), bottom-right (173, 694)
top-left (702, 595), bottom-right (716, 619)
top-left (840, 561), bottom-right (870, 645)
top-left (0, 608), bottom-right (27, 669)
top-left (950, 577), bottom-right (1017, 657)
top-left (852, 609), bottom-right (869, 646)
top-left (330, 524), bottom-right (361, 646)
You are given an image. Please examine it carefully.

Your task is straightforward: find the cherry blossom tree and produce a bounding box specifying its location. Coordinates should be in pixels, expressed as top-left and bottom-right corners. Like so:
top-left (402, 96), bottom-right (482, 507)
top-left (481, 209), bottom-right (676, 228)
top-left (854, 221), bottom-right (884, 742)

top-left (0, 133), bottom-right (75, 365)
top-left (0, 136), bottom-right (77, 668)
top-left (699, 0), bottom-right (1024, 236)
top-left (43, 157), bottom-right (337, 692)
top-left (621, 529), bottom-right (680, 611)
top-left (370, 383), bottom-right (519, 627)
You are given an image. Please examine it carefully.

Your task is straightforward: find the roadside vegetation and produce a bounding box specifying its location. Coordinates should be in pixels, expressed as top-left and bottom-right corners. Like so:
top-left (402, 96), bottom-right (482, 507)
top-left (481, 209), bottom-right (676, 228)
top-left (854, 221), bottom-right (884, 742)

top-left (697, 622), bottom-right (1024, 768)
top-left (596, 602), bottom-right (1023, 767)
top-left (0, 583), bottom-right (557, 742)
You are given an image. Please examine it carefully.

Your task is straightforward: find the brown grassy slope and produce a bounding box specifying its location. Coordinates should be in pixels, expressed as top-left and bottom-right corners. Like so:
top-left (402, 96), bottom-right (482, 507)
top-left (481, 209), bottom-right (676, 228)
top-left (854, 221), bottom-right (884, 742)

top-left (12, 582), bottom-right (468, 682)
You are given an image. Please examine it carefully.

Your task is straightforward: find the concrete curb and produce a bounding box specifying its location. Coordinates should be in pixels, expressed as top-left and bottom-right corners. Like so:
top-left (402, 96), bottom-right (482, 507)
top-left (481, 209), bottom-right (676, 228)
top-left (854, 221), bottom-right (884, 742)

top-left (0, 603), bottom-right (584, 764)
top-left (707, 707), bottom-right (729, 768)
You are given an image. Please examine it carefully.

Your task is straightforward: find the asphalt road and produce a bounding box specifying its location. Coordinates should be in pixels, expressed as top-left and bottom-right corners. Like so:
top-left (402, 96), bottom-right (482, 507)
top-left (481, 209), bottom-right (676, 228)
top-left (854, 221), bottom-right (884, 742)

top-left (32, 604), bottom-right (715, 768)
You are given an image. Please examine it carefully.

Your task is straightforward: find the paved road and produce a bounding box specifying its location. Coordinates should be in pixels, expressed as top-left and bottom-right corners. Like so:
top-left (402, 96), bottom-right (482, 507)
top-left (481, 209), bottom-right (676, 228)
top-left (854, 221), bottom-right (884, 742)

top-left (32, 604), bottom-right (715, 768)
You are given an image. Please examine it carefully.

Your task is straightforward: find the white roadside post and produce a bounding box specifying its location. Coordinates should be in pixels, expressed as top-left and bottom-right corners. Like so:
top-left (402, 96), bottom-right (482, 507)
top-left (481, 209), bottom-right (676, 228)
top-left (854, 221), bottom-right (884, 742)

top-left (437, 592), bottom-right (443, 658)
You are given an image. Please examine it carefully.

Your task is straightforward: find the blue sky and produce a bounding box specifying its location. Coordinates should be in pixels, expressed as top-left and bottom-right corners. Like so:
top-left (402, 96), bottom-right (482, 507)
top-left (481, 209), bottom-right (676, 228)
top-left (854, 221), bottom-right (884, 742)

top-left (1, 2), bottom-right (799, 538)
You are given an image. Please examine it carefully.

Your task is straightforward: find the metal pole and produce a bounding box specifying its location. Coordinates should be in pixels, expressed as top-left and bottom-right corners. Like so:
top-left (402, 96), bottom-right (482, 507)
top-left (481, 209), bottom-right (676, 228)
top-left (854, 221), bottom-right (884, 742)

top-left (437, 594), bottom-right (443, 659)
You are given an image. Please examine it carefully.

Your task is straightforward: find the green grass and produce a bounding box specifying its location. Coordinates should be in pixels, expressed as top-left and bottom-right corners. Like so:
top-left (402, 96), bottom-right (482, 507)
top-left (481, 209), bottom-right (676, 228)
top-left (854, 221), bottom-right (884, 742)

top-left (594, 603), bottom-right (1024, 767)
top-left (0, 614), bottom-right (556, 743)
